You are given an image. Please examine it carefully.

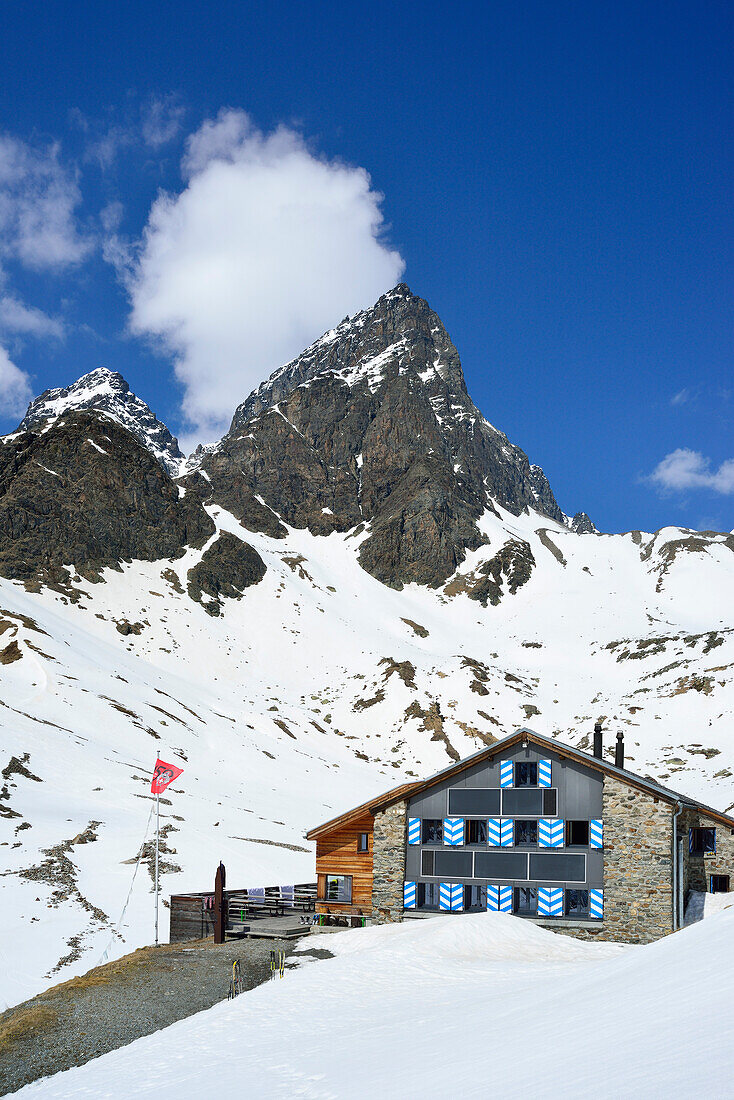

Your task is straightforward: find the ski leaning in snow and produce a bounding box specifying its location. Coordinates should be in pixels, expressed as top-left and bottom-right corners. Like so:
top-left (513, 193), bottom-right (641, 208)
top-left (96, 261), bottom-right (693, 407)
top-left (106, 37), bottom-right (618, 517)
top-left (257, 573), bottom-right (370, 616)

top-left (150, 759), bottom-right (184, 946)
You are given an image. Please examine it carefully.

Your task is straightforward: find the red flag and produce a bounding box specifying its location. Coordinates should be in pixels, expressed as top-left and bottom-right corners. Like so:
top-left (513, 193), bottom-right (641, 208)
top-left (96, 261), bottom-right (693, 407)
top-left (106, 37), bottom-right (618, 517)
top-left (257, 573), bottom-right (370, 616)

top-left (151, 758), bottom-right (183, 795)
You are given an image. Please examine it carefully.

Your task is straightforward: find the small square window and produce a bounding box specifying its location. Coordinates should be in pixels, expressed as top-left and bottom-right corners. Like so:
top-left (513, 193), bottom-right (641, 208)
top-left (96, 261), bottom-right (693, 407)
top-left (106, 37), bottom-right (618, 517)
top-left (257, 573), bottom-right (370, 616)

top-left (710, 875), bottom-right (730, 894)
top-left (324, 875), bottom-right (352, 903)
top-left (357, 832), bottom-right (369, 853)
top-left (514, 887), bottom-right (537, 914)
top-left (421, 819), bottom-right (443, 844)
top-left (566, 820), bottom-right (589, 846)
top-left (514, 820), bottom-right (538, 846)
top-left (515, 762), bottom-right (538, 787)
top-left (690, 827), bottom-right (716, 855)
top-left (466, 819), bottom-right (488, 845)
top-left (464, 885), bottom-right (485, 910)
top-left (566, 889), bottom-right (590, 917)
top-left (417, 882), bottom-right (440, 909)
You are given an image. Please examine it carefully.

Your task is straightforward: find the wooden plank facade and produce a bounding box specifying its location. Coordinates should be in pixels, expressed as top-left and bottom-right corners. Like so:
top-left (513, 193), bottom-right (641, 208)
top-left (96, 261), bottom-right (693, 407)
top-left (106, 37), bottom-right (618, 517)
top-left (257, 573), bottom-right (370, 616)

top-left (315, 811), bottom-right (373, 917)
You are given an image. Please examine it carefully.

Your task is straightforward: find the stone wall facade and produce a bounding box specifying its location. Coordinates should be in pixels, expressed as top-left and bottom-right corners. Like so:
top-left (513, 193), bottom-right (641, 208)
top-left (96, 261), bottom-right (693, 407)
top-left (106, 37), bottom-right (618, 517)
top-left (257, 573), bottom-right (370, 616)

top-left (371, 799), bottom-right (408, 923)
top-left (680, 807), bottom-right (734, 899)
top-left (600, 775), bottom-right (674, 943)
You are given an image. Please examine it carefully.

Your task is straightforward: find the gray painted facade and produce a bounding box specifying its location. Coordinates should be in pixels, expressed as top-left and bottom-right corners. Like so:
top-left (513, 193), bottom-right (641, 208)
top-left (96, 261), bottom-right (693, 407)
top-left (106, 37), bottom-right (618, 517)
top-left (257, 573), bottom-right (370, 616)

top-left (406, 742), bottom-right (604, 917)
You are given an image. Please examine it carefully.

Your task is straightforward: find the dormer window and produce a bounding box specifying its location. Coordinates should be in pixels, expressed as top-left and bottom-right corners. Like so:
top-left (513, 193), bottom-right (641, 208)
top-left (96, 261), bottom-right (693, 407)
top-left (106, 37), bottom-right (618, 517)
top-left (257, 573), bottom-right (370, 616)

top-left (515, 761), bottom-right (538, 787)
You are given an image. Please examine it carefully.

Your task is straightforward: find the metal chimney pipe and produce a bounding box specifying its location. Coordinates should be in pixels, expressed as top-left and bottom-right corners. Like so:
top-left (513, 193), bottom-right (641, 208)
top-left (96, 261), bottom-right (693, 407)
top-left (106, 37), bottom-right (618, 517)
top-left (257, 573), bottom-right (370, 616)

top-left (593, 722), bottom-right (603, 759)
top-left (615, 731), bottom-right (625, 769)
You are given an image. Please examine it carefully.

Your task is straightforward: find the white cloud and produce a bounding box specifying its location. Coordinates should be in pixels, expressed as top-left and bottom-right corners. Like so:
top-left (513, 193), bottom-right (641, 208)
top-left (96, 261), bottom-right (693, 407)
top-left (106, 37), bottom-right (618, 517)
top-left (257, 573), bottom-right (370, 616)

top-left (0, 295), bottom-right (64, 340)
top-left (0, 344), bottom-right (32, 417)
top-left (142, 94), bottom-right (185, 149)
top-left (0, 134), bottom-right (91, 270)
top-left (648, 448), bottom-right (734, 495)
top-left (125, 109), bottom-right (405, 443)
top-left (670, 388), bottom-right (690, 406)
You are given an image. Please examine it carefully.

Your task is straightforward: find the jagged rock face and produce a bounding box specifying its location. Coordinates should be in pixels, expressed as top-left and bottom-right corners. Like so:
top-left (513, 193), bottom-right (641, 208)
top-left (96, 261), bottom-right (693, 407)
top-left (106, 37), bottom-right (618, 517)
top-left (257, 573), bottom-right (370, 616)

top-left (0, 411), bottom-right (214, 589)
top-left (193, 285), bottom-right (566, 588)
top-left (569, 511), bottom-right (597, 534)
top-left (18, 368), bottom-right (185, 476)
top-left (186, 532), bottom-right (266, 616)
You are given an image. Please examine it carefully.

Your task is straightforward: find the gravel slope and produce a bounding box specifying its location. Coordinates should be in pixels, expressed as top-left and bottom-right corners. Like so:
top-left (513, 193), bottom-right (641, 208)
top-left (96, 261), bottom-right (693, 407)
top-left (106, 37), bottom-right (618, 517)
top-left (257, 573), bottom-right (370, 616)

top-left (0, 936), bottom-right (328, 1096)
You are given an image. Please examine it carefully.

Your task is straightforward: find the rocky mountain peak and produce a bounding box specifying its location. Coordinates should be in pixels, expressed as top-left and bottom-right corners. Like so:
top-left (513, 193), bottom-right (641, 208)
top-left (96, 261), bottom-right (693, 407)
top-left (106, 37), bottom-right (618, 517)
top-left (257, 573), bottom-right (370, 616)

top-left (17, 367), bottom-right (185, 476)
top-left (190, 284), bottom-right (583, 588)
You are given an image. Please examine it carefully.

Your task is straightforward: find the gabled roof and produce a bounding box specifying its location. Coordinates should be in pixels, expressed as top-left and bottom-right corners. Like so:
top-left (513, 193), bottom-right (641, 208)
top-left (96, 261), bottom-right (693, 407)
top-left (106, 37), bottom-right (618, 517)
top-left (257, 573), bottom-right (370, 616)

top-left (306, 728), bottom-right (734, 838)
top-left (305, 782), bottom-right (421, 840)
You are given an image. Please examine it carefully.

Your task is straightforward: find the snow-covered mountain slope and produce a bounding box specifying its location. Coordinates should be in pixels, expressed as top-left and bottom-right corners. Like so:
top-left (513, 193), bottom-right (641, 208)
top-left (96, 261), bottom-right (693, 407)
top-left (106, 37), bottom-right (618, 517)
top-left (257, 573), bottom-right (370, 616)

top-left (15, 909), bottom-right (734, 1100)
top-left (1, 498), bottom-right (732, 1009)
top-left (17, 368), bottom-right (185, 475)
top-left (1, 284), bottom-right (732, 1010)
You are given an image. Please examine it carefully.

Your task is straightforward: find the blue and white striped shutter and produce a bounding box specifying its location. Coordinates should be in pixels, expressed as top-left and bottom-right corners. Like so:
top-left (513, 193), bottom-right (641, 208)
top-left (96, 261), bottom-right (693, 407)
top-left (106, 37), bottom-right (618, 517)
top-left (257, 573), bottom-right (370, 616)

top-left (500, 818), bottom-right (514, 846)
top-left (450, 883), bottom-right (464, 911)
top-left (403, 881), bottom-right (416, 909)
top-left (407, 818), bottom-right (421, 845)
top-left (590, 819), bottom-right (603, 848)
top-left (443, 818), bottom-right (464, 846)
top-left (538, 887), bottom-right (563, 917)
top-left (439, 883), bottom-right (453, 910)
top-left (500, 760), bottom-right (514, 788)
top-left (590, 889), bottom-right (603, 919)
top-left (538, 760), bottom-right (552, 787)
top-left (688, 829), bottom-right (694, 854)
top-left (538, 818), bottom-right (564, 847)
top-left (487, 818), bottom-right (502, 846)
top-left (486, 885), bottom-right (512, 912)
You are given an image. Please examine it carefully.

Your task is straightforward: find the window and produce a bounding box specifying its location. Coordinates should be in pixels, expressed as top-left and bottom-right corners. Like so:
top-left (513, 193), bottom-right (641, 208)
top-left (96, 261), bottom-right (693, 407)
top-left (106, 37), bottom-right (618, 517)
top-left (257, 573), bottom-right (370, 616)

top-left (448, 788), bottom-right (501, 816)
top-left (690, 827), bottom-right (716, 855)
top-left (502, 788), bottom-right (544, 816)
top-left (514, 820), bottom-right (538, 846)
top-left (466, 819), bottom-right (488, 845)
top-left (566, 820), bottom-right (589, 847)
top-left (357, 832), bottom-right (369, 853)
top-left (529, 852), bottom-right (586, 882)
top-left (417, 882), bottom-right (440, 909)
top-left (566, 889), bottom-right (590, 917)
top-left (543, 788), bottom-right (558, 816)
top-left (434, 850), bottom-right (473, 878)
top-left (421, 850), bottom-right (435, 876)
top-left (514, 887), bottom-right (537, 915)
top-left (422, 819), bottom-right (443, 844)
top-left (710, 875), bottom-right (730, 894)
top-left (515, 761), bottom-right (538, 787)
top-left (324, 875), bottom-right (352, 903)
top-left (464, 885), bottom-right (485, 910)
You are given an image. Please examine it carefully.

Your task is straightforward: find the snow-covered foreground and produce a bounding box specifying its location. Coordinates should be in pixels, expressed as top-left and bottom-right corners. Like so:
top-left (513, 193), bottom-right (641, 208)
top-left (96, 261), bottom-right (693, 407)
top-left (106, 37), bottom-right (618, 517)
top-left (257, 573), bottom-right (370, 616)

top-left (14, 910), bottom-right (734, 1100)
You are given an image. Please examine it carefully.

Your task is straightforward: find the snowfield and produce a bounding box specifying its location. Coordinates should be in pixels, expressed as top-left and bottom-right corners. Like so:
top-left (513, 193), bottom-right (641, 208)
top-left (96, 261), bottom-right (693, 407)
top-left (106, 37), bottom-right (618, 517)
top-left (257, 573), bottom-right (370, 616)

top-left (13, 908), bottom-right (734, 1099)
top-left (1, 501), bottom-right (733, 1010)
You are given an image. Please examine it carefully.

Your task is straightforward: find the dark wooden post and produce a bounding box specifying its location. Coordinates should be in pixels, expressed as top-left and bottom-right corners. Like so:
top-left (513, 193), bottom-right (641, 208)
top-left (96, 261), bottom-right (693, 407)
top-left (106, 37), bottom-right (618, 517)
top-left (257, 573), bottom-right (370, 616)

top-left (214, 861), bottom-right (227, 944)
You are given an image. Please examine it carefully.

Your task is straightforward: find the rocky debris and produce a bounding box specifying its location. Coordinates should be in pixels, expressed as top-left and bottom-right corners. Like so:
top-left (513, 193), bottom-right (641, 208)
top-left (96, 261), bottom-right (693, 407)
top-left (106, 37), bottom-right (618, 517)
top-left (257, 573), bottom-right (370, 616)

top-left (0, 640), bottom-right (22, 663)
top-left (0, 411), bottom-right (214, 590)
top-left (404, 699), bottom-right (460, 761)
top-left (186, 532), bottom-right (266, 616)
top-left (536, 528), bottom-right (567, 566)
top-left (445, 538), bottom-right (535, 606)
top-left (379, 657), bottom-right (417, 689)
top-left (18, 367), bottom-right (185, 475)
top-left (194, 285), bottom-right (568, 588)
top-left (401, 618), bottom-right (429, 638)
top-left (115, 620), bottom-right (144, 636)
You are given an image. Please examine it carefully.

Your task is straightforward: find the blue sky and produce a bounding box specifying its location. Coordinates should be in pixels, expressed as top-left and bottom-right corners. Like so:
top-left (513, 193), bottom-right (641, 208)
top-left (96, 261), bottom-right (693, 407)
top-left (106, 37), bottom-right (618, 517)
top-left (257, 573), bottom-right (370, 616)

top-left (0, 0), bottom-right (730, 533)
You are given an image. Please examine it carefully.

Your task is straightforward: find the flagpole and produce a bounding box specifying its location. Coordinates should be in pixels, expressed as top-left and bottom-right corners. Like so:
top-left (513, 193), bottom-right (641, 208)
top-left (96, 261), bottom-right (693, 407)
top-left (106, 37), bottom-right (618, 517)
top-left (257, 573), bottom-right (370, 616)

top-left (154, 789), bottom-right (160, 946)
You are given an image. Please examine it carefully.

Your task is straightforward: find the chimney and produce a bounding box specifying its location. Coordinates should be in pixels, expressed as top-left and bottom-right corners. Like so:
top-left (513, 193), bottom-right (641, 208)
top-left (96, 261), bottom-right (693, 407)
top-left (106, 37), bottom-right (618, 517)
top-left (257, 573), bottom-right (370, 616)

top-left (615, 731), bottom-right (625, 769)
top-left (593, 722), bottom-right (603, 759)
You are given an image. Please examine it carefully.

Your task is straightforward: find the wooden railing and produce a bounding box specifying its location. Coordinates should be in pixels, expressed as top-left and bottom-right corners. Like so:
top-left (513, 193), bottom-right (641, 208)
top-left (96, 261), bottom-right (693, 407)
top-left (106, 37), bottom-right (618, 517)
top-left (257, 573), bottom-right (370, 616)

top-left (169, 880), bottom-right (317, 943)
